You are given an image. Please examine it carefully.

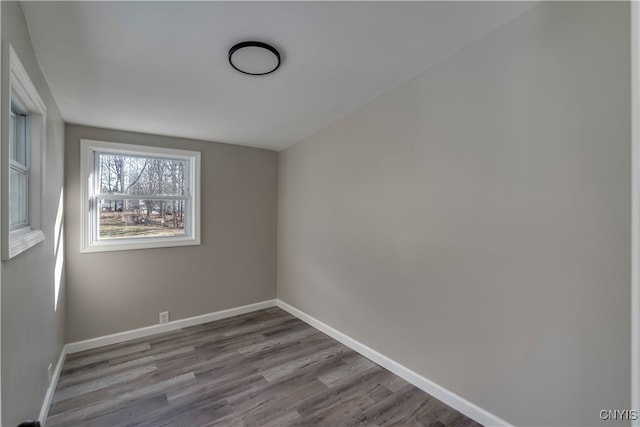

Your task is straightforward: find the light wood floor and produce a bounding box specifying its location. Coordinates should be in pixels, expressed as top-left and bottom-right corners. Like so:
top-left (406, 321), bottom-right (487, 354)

top-left (48, 307), bottom-right (482, 427)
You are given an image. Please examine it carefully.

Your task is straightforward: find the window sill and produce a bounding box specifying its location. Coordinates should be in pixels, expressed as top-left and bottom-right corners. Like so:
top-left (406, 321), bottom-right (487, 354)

top-left (6, 228), bottom-right (45, 259)
top-left (81, 235), bottom-right (200, 254)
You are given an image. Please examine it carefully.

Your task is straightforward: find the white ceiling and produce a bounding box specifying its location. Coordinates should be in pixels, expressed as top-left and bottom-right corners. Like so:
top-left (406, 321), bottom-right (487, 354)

top-left (21, 1), bottom-right (535, 151)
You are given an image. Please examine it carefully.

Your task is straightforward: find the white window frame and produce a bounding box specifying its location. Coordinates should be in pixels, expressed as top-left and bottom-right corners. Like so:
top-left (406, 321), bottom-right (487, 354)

top-left (1, 43), bottom-right (46, 260)
top-left (80, 139), bottom-right (201, 253)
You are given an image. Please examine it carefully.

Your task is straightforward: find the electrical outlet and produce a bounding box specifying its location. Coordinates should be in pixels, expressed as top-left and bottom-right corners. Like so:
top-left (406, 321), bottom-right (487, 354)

top-left (48, 363), bottom-right (53, 385)
top-left (159, 311), bottom-right (170, 324)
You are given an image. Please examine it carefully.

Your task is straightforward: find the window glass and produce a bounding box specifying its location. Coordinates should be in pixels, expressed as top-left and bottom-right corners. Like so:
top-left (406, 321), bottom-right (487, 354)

top-left (9, 167), bottom-right (28, 228)
top-left (10, 108), bottom-right (27, 166)
top-left (9, 107), bottom-right (29, 229)
top-left (98, 199), bottom-right (187, 239)
top-left (95, 153), bottom-right (189, 240)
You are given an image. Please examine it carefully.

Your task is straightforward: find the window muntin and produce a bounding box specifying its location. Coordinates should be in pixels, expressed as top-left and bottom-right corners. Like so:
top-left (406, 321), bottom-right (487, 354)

top-left (81, 140), bottom-right (200, 253)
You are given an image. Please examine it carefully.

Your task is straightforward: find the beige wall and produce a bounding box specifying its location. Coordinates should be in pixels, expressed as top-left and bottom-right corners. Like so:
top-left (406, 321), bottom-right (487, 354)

top-left (278, 3), bottom-right (630, 426)
top-left (65, 125), bottom-right (278, 342)
top-left (1, 2), bottom-right (66, 425)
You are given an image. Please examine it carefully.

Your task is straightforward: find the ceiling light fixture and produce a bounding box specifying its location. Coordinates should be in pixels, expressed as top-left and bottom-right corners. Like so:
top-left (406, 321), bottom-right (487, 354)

top-left (228, 41), bottom-right (281, 76)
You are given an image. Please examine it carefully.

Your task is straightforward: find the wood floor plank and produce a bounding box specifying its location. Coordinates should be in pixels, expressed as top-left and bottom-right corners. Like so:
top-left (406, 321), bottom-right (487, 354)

top-left (82, 395), bottom-right (169, 427)
top-left (47, 308), bottom-right (482, 427)
top-left (48, 372), bottom-right (197, 426)
top-left (240, 379), bottom-right (328, 426)
top-left (137, 397), bottom-right (232, 427)
top-left (317, 354), bottom-right (377, 387)
top-left (63, 343), bottom-right (152, 370)
top-left (53, 365), bottom-right (158, 403)
top-left (298, 393), bottom-right (377, 426)
top-left (295, 366), bottom-right (393, 418)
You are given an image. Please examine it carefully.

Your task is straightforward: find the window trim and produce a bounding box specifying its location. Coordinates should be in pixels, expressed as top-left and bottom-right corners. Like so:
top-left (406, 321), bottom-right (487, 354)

top-left (80, 139), bottom-right (201, 253)
top-left (1, 43), bottom-right (45, 260)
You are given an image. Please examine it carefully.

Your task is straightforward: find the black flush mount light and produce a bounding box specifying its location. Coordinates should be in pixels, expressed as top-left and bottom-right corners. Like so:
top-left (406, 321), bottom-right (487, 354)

top-left (228, 41), bottom-right (281, 76)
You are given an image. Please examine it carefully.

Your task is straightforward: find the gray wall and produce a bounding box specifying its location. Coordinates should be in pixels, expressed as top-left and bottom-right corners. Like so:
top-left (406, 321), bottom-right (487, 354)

top-left (278, 3), bottom-right (630, 426)
top-left (65, 125), bottom-right (278, 342)
top-left (1, 2), bottom-right (66, 425)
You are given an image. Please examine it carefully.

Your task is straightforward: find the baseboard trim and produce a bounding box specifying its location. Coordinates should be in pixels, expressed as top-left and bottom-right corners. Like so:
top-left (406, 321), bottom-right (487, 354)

top-left (39, 347), bottom-right (66, 426)
top-left (276, 300), bottom-right (512, 427)
top-left (65, 299), bottom-right (277, 354)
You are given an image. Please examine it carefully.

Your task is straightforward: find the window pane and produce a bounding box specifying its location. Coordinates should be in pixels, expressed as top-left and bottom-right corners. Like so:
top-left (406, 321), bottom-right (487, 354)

top-left (10, 109), bottom-right (27, 166)
top-left (97, 153), bottom-right (187, 197)
top-left (10, 110), bottom-right (15, 160)
top-left (9, 167), bottom-right (28, 228)
top-left (98, 199), bottom-right (187, 239)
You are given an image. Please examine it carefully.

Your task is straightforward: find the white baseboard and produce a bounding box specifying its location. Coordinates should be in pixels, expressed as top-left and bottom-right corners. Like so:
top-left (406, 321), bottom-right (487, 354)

top-left (65, 299), bottom-right (277, 354)
top-left (276, 300), bottom-right (512, 427)
top-left (39, 347), bottom-right (66, 426)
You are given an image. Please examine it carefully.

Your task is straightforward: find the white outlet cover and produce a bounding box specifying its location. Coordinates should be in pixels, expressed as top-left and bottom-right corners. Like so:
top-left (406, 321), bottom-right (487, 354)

top-left (159, 312), bottom-right (170, 324)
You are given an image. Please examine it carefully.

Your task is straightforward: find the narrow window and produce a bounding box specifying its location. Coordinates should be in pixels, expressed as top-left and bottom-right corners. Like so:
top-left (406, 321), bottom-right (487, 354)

top-left (2, 44), bottom-right (46, 260)
top-left (9, 106), bottom-right (29, 230)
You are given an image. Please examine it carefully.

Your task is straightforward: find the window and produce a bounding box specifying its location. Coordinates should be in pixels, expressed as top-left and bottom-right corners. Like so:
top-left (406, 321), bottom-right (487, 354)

top-left (10, 107), bottom-right (29, 230)
top-left (80, 139), bottom-right (201, 253)
top-left (2, 44), bottom-right (46, 260)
